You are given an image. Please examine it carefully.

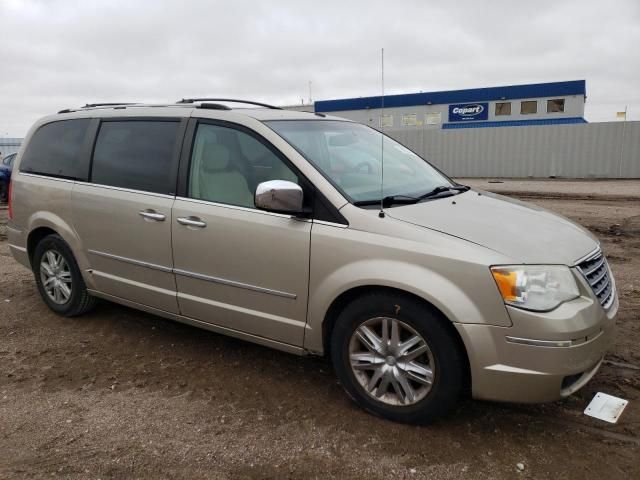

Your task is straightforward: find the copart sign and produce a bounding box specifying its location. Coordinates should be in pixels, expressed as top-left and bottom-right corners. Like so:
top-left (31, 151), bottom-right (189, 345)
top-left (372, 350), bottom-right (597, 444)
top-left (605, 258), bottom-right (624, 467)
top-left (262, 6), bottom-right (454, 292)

top-left (448, 103), bottom-right (489, 122)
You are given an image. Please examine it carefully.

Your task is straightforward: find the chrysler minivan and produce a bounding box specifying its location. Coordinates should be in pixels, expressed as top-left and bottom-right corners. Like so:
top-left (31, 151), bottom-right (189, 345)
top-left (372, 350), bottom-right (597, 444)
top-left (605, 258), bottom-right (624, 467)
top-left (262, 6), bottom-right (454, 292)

top-left (7, 99), bottom-right (617, 423)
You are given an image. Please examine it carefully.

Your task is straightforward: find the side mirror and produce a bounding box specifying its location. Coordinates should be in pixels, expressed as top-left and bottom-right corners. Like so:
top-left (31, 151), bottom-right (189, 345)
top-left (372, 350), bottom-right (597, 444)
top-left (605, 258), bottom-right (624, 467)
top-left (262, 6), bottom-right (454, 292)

top-left (255, 180), bottom-right (304, 214)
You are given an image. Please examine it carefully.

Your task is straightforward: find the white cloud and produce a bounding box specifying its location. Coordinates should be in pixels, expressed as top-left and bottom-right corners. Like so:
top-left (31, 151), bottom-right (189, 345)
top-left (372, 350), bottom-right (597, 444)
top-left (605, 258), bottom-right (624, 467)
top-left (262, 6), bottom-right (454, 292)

top-left (0, 0), bottom-right (639, 136)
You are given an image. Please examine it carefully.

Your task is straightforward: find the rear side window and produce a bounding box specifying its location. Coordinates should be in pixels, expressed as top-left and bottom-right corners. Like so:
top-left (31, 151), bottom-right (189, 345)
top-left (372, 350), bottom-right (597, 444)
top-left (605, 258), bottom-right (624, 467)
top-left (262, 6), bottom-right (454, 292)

top-left (20, 119), bottom-right (91, 180)
top-left (91, 120), bottom-right (180, 195)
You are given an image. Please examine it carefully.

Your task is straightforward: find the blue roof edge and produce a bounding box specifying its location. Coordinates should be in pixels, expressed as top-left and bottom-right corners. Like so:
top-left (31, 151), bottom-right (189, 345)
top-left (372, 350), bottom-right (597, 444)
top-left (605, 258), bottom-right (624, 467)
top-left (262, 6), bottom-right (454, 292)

top-left (315, 80), bottom-right (586, 113)
top-left (441, 117), bottom-right (588, 129)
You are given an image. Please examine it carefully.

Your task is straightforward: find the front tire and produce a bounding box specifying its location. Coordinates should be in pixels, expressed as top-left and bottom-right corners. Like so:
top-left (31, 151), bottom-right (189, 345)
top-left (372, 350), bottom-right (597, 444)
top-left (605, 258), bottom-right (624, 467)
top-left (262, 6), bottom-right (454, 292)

top-left (330, 292), bottom-right (465, 424)
top-left (33, 234), bottom-right (96, 316)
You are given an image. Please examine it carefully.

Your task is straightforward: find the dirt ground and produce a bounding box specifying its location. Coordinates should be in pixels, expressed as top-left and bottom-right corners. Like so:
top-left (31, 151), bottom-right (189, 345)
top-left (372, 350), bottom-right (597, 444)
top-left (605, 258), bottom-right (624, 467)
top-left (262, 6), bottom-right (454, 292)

top-left (1, 181), bottom-right (639, 479)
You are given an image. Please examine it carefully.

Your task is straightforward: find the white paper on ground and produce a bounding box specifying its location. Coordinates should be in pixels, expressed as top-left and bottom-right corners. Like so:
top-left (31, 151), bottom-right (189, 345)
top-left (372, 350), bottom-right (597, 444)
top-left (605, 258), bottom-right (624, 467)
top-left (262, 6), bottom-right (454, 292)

top-left (584, 392), bottom-right (628, 424)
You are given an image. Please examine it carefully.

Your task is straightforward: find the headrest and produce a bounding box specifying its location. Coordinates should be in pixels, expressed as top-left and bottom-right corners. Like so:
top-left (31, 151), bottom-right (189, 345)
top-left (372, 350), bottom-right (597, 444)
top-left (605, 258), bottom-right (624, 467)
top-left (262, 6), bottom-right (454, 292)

top-left (201, 141), bottom-right (230, 172)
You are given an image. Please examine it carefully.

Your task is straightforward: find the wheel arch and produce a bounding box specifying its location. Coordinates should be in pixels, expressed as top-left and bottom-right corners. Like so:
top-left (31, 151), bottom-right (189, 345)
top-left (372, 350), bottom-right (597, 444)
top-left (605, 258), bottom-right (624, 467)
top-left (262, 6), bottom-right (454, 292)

top-left (25, 213), bottom-right (87, 279)
top-left (27, 226), bottom-right (58, 266)
top-left (320, 285), bottom-right (471, 393)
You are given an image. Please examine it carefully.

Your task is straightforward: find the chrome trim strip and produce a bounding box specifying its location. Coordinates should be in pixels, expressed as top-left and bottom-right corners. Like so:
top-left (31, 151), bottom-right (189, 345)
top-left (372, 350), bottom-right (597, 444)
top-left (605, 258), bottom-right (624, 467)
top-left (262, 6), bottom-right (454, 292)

top-left (174, 268), bottom-right (297, 299)
top-left (87, 249), bottom-right (173, 273)
top-left (174, 196), bottom-right (295, 220)
top-left (573, 246), bottom-right (602, 266)
top-left (602, 288), bottom-right (616, 310)
top-left (8, 244), bottom-right (27, 253)
top-left (594, 280), bottom-right (610, 297)
top-left (86, 250), bottom-right (297, 299)
top-left (589, 268), bottom-right (608, 288)
top-left (18, 172), bottom-right (75, 183)
top-left (505, 336), bottom-right (573, 348)
top-left (581, 257), bottom-right (606, 278)
top-left (75, 181), bottom-right (176, 200)
top-left (312, 219), bottom-right (349, 229)
top-left (506, 330), bottom-right (605, 348)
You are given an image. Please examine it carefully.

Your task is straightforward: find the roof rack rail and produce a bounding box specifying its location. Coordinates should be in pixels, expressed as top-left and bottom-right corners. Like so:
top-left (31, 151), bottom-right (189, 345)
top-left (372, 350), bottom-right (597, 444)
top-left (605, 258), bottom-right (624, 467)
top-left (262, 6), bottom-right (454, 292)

top-left (198, 103), bottom-right (232, 110)
top-left (58, 102), bottom-right (139, 114)
top-left (83, 102), bottom-right (137, 108)
top-left (176, 98), bottom-right (282, 110)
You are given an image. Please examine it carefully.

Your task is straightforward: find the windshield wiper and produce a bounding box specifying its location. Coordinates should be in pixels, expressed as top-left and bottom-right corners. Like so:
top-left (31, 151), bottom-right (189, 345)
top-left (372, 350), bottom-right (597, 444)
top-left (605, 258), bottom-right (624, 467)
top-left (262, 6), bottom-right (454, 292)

top-left (353, 195), bottom-right (419, 207)
top-left (353, 185), bottom-right (470, 207)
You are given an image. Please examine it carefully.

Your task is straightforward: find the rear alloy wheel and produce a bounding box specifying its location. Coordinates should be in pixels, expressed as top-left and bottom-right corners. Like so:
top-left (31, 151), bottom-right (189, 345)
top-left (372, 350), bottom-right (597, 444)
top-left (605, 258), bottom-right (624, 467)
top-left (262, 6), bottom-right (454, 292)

top-left (39, 249), bottom-right (73, 304)
top-left (331, 292), bottom-right (466, 424)
top-left (33, 234), bottom-right (96, 316)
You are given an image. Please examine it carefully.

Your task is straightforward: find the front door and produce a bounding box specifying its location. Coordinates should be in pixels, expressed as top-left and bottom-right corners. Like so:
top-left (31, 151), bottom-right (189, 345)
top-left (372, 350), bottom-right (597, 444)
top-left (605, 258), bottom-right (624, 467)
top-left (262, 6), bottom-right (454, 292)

top-left (171, 121), bottom-right (311, 346)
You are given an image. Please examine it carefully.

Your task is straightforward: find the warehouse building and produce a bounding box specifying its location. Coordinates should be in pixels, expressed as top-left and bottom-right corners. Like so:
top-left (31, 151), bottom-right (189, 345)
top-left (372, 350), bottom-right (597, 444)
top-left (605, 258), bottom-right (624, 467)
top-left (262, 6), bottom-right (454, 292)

top-left (0, 137), bottom-right (22, 156)
top-left (311, 80), bottom-right (587, 130)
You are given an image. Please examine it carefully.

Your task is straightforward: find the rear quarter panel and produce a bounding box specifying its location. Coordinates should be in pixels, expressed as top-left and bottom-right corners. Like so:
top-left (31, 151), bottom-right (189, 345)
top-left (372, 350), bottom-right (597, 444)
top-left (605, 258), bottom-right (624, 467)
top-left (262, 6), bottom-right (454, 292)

top-left (9, 174), bottom-right (89, 275)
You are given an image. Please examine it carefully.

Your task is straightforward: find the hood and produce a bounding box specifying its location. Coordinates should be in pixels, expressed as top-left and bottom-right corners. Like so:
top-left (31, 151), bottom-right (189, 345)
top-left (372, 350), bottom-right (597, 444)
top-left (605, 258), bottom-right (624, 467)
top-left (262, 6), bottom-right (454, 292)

top-left (386, 190), bottom-right (598, 265)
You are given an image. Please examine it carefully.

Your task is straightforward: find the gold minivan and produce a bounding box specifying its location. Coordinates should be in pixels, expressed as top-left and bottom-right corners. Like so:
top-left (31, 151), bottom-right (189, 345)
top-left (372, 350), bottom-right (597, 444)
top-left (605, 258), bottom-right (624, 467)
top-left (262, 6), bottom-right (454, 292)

top-left (7, 100), bottom-right (617, 423)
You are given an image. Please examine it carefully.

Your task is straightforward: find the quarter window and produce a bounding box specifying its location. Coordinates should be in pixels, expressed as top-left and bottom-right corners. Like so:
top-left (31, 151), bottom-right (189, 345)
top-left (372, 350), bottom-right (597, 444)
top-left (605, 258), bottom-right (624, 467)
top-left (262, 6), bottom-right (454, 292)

top-left (547, 99), bottom-right (565, 113)
top-left (19, 119), bottom-right (91, 180)
top-left (91, 120), bottom-right (180, 194)
top-left (520, 101), bottom-right (538, 115)
top-left (188, 123), bottom-right (299, 208)
top-left (495, 102), bottom-right (511, 116)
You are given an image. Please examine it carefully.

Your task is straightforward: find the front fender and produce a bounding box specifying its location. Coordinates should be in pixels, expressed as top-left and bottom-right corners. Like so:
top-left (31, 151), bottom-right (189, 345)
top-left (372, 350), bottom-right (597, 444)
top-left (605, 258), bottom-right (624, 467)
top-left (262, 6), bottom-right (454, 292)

top-left (305, 258), bottom-right (512, 353)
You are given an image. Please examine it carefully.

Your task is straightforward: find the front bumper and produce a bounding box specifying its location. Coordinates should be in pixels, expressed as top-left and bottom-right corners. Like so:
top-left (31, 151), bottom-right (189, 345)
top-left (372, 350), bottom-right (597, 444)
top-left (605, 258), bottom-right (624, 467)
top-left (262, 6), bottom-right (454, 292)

top-left (455, 292), bottom-right (618, 403)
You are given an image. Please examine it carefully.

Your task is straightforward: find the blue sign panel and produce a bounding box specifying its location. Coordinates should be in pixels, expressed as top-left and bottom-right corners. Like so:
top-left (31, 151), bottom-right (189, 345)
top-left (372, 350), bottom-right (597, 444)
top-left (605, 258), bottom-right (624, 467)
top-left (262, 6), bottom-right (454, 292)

top-left (448, 102), bottom-right (489, 122)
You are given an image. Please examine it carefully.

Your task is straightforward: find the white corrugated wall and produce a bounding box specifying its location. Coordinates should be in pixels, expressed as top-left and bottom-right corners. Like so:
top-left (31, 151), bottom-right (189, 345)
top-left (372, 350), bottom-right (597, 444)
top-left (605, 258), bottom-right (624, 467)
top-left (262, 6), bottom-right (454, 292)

top-left (386, 121), bottom-right (640, 178)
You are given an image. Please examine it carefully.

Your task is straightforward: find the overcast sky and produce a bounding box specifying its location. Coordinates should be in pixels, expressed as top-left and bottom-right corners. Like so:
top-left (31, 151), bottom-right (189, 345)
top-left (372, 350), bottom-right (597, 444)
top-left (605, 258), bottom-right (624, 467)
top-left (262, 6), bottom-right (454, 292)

top-left (1, 0), bottom-right (639, 137)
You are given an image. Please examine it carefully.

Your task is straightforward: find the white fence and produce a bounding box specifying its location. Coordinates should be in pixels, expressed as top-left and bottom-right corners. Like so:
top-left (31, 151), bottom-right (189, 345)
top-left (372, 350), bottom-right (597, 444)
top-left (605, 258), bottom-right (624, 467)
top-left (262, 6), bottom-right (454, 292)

top-left (386, 121), bottom-right (640, 178)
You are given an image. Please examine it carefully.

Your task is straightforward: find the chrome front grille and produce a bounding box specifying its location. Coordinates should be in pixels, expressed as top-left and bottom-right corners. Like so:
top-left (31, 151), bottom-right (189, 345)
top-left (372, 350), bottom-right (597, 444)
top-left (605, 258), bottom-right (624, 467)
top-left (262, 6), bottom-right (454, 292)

top-left (577, 250), bottom-right (614, 309)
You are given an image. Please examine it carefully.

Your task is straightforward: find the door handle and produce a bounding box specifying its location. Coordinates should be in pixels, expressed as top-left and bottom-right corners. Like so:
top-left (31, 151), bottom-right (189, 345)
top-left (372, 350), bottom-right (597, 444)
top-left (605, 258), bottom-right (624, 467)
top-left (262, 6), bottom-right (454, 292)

top-left (139, 209), bottom-right (166, 221)
top-left (177, 216), bottom-right (207, 228)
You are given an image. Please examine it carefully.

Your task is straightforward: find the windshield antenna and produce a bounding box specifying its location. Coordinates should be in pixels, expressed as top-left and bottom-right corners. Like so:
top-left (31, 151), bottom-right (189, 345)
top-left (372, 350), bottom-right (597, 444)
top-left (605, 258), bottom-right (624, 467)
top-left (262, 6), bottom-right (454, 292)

top-left (379, 47), bottom-right (385, 218)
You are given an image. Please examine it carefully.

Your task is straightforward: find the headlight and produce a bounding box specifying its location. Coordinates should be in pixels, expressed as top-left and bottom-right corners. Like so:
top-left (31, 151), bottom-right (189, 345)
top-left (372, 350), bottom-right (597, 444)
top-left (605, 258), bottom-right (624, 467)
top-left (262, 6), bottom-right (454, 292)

top-left (490, 265), bottom-right (580, 311)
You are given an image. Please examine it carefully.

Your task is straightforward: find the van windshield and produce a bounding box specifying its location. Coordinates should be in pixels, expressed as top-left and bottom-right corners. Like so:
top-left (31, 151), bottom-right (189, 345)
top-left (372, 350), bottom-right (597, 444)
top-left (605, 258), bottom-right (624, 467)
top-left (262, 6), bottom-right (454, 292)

top-left (266, 120), bottom-right (454, 204)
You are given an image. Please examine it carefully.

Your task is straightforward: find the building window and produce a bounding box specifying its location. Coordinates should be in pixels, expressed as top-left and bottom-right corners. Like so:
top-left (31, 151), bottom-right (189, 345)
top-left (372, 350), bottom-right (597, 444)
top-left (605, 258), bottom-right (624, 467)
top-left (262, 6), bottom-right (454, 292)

top-left (495, 102), bottom-right (511, 116)
top-left (520, 101), bottom-right (537, 115)
top-left (379, 115), bottom-right (393, 128)
top-left (547, 99), bottom-right (565, 113)
top-left (425, 112), bottom-right (442, 125)
top-left (402, 113), bottom-right (417, 126)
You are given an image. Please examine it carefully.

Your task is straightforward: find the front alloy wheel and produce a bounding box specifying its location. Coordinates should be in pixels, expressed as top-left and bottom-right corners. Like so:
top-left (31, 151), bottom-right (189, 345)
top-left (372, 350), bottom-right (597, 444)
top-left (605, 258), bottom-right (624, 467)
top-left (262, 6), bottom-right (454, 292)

top-left (349, 317), bottom-right (435, 406)
top-left (331, 292), bottom-right (466, 424)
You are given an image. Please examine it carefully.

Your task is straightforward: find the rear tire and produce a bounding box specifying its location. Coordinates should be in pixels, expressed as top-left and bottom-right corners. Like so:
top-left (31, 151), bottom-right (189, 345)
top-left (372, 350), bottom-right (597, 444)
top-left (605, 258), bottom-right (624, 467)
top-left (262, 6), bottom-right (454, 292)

top-left (33, 234), bottom-right (96, 316)
top-left (330, 292), bottom-right (465, 424)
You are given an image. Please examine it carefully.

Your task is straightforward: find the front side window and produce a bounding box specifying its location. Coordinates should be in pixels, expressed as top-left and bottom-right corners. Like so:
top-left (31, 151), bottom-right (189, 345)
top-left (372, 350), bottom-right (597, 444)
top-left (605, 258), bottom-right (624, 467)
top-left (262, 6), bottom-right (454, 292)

top-left (267, 120), bottom-right (453, 204)
top-left (521, 101), bottom-right (538, 114)
top-left (188, 123), bottom-right (299, 208)
top-left (20, 119), bottom-right (91, 180)
top-left (495, 102), bottom-right (511, 116)
top-left (547, 99), bottom-right (565, 113)
top-left (91, 120), bottom-right (180, 194)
